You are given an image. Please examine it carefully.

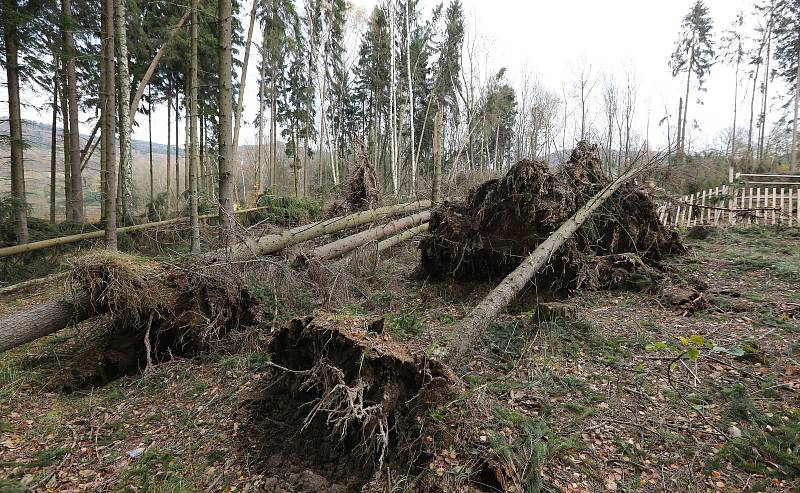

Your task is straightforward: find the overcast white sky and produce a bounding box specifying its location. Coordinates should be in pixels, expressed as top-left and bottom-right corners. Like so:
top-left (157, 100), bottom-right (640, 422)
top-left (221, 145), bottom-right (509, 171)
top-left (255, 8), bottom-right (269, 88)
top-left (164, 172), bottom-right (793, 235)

top-left (6, 0), bottom-right (780, 153)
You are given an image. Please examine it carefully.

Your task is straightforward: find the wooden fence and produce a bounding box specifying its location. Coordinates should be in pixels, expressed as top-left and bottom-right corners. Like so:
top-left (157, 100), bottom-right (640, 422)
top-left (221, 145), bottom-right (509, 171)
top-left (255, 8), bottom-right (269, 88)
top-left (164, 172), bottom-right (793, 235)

top-left (657, 184), bottom-right (800, 227)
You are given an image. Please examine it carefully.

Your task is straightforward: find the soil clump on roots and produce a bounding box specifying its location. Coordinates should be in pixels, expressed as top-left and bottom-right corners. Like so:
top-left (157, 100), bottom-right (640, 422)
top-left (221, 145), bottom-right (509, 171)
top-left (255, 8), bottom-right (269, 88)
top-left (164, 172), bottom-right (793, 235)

top-left (242, 316), bottom-right (463, 492)
top-left (50, 252), bottom-right (263, 389)
top-left (418, 142), bottom-right (684, 291)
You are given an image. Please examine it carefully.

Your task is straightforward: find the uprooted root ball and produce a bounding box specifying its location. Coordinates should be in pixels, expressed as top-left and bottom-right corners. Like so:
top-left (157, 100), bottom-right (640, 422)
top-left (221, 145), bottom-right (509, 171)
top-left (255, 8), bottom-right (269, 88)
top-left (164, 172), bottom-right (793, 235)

top-left (54, 252), bottom-right (264, 388)
top-left (418, 141), bottom-right (684, 292)
top-left (242, 316), bottom-right (462, 491)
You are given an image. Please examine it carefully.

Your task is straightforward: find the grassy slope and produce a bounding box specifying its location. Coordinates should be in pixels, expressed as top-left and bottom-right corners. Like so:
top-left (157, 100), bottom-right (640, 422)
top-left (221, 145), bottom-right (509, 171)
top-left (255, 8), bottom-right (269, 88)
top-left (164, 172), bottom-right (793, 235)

top-left (0, 227), bottom-right (798, 492)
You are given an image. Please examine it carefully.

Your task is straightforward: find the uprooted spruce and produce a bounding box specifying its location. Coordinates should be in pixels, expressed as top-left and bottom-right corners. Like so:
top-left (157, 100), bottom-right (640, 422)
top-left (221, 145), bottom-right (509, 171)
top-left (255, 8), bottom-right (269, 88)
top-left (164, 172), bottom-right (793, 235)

top-left (243, 316), bottom-right (537, 492)
top-left (53, 252), bottom-right (263, 388)
top-left (418, 141), bottom-right (685, 291)
top-left (326, 137), bottom-right (381, 217)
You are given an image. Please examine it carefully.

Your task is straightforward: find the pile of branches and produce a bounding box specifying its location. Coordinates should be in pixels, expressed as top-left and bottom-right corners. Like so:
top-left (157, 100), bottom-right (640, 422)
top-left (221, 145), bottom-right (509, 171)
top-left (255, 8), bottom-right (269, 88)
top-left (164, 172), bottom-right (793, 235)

top-left (418, 142), bottom-right (684, 291)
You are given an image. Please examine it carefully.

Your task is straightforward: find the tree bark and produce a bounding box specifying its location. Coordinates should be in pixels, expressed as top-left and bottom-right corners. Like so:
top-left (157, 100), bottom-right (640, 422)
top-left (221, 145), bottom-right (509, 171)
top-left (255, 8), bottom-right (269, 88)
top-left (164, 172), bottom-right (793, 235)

top-left (148, 87), bottom-right (154, 208)
top-left (301, 210), bottom-right (431, 262)
top-left (63, 0), bottom-right (84, 222)
top-left (3, 0), bottom-right (29, 243)
top-left (232, 0), bottom-right (259, 199)
top-left (50, 65), bottom-right (59, 224)
top-left (218, 0), bottom-right (235, 243)
top-left (445, 165), bottom-right (646, 368)
top-left (405, 0), bottom-right (417, 196)
top-left (189, 0), bottom-right (200, 253)
top-left (792, 43), bottom-right (800, 172)
top-left (0, 292), bottom-right (93, 354)
top-left (680, 46), bottom-right (694, 155)
top-left (116, 0), bottom-right (134, 224)
top-left (166, 85), bottom-right (172, 210)
top-left (432, 104), bottom-right (443, 204)
top-left (175, 88), bottom-right (181, 205)
top-left (376, 223), bottom-right (428, 252)
top-left (102, 0), bottom-right (118, 250)
top-left (58, 60), bottom-right (72, 221)
top-left (256, 28), bottom-right (267, 198)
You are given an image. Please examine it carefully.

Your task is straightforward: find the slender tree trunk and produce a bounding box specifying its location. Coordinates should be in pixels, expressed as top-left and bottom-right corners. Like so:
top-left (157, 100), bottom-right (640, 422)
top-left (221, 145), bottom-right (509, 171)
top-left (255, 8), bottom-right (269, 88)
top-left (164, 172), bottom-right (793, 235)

top-left (747, 64), bottom-right (761, 171)
top-left (116, 0), bottom-right (134, 224)
top-left (730, 56), bottom-right (740, 179)
top-left (218, 0), bottom-right (235, 243)
top-left (792, 43), bottom-right (800, 172)
top-left (148, 86), bottom-right (154, 208)
top-left (63, 0), bottom-right (84, 222)
top-left (50, 66), bottom-right (59, 224)
top-left (432, 104), bottom-right (442, 204)
top-left (757, 22), bottom-right (772, 163)
top-left (166, 85), bottom-right (172, 210)
top-left (58, 62), bottom-right (72, 222)
top-left (256, 30), bottom-right (267, 197)
top-left (405, 0), bottom-right (416, 196)
top-left (3, 2), bottom-right (28, 243)
top-left (102, 0), bottom-right (118, 250)
top-left (231, 0), bottom-right (258, 190)
top-left (184, 77), bottom-right (190, 193)
top-left (270, 77), bottom-right (277, 189)
top-left (189, 0), bottom-right (200, 253)
top-left (175, 88), bottom-right (180, 205)
top-left (681, 45), bottom-right (694, 155)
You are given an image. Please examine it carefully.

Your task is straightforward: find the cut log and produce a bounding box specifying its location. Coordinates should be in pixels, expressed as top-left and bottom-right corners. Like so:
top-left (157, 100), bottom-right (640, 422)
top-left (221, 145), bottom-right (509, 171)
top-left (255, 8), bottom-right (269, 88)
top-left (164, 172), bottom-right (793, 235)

top-left (209, 200), bottom-right (431, 262)
top-left (298, 210), bottom-right (430, 263)
top-left (0, 291), bottom-right (92, 353)
top-left (377, 223), bottom-right (429, 252)
top-left (444, 163), bottom-right (647, 367)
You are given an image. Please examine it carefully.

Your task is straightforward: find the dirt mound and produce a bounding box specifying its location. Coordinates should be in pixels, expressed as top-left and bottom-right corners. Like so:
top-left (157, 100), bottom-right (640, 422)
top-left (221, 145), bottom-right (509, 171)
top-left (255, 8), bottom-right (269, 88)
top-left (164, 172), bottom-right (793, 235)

top-left (242, 316), bottom-right (462, 491)
top-left (418, 142), bottom-right (683, 291)
top-left (50, 253), bottom-right (264, 389)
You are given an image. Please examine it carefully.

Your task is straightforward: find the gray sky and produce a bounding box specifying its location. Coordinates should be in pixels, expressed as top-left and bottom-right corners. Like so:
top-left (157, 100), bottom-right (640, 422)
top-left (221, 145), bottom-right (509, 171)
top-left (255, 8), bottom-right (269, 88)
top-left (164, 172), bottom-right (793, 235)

top-left (5, 0), bottom-right (778, 153)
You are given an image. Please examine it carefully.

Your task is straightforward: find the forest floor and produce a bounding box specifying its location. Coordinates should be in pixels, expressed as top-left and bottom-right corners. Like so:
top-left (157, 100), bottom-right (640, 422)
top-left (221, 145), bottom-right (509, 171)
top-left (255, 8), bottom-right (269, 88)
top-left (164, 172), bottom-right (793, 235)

top-left (0, 225), bottom-right (799, 492)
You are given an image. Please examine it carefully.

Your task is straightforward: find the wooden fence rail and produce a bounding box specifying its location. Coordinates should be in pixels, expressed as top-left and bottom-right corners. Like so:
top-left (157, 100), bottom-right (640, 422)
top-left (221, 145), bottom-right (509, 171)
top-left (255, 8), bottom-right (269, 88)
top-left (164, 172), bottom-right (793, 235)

top-left (657, 185), bottom-right (800, 227)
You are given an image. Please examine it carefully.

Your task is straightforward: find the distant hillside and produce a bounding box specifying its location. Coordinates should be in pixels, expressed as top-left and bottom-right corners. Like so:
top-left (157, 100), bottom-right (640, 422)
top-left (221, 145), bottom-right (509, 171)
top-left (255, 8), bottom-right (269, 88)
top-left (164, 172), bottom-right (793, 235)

top-left (0, 119), bottom-right (286, 220)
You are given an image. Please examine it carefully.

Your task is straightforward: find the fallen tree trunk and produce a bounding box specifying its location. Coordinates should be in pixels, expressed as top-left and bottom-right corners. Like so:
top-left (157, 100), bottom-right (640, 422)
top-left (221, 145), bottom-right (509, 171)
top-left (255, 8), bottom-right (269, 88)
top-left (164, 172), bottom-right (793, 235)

top-left (208, 200), bottom-right (430, 262)
top-left (0, 291), bottom-right (91, 353)
top-left (0, 206), bottom-right (268, 258)
top-left (377, 223), bottom-right (429, 252)
top-left (0, 271), bottom-right (69, 296)
top-left (298, 210), bottom-right (430, 263)
top-left (444, 162), bottom-right (647, 367)
top-left (0, 201), bottom-right (431, 354)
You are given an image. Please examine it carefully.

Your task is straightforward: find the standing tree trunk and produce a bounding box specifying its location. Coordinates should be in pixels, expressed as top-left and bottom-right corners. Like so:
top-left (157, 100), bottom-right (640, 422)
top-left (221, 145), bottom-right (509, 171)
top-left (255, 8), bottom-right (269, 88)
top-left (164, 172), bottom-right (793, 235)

top-left (232, 0), bottom-right (259, 203)
top-left (102, 0), bottom-right (118, 250)
top-left (189, 0), bottom-right (200, 253)
top-left (58, 62), bottom-right (72, 222)
top-left (63, 0), bottom-right (84, 222)
top-left (175, 88), bottom-right (180, 205)
top-left (432, 104), bottom-right (442, 204)
top-left (792, 43), bottom-right (800, 172)
top-left (405, 0), bottom-right (416, 196)
top-left (50, 66), bottom-right (59, 224)
top-left (3, 0), bottom-right (29, 243)
top-left (115, 0), bottom-right (134, 225)
top-left (680, 46), bottom-right (695, 155)
top-left (166, 85), bottom-right (172, 210)
top-left (218, 0), bottom-right (235, 243)
top-left (148, 86), bottom-right (154, 208)
top-left (730, 52), bottom-right (740, 181)
top-left (269, 77), bottom-right (277, 189)
top-left (256, 30), bottom-right (267, 198)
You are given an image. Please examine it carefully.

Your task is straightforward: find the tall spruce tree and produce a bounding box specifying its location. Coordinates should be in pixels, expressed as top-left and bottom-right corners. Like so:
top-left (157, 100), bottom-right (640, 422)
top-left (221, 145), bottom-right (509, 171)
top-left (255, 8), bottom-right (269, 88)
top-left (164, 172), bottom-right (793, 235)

top-left (776, 0), bottom-right (800, 170)
top-left (670, 0), bottom-right (715, 155)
